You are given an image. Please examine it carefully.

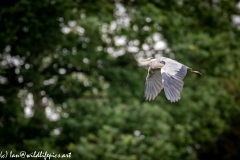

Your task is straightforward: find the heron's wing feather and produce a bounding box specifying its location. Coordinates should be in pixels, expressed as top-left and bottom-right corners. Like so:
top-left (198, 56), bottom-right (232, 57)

top-left (160, 58), bottom-right (188, 102)
top-left (160, 57), bottom-right (188, 80)
top-left (144, 68), bottom-right (164, 100)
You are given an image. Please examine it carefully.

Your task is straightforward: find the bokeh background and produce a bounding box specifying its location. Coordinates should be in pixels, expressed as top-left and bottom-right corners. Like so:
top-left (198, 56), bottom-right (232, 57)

top-left (1, 0), bottom-right (240, 160)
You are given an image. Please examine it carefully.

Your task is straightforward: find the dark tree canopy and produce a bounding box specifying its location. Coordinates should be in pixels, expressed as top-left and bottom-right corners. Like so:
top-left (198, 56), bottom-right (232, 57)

top-left (1, 0), bottom-right (240, 159)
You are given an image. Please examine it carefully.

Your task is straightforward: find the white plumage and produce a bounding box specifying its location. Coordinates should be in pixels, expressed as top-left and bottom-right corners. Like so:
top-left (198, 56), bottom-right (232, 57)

top-left (139, 57), bottom-right (201, 102)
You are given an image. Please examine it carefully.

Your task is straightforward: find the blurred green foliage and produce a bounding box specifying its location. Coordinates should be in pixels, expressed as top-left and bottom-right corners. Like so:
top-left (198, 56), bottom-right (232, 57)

top-left (1, 0), bottom-right (240, 160)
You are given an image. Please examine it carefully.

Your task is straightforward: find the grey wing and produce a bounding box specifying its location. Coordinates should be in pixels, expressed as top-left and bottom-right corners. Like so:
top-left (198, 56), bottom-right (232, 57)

top-left (160, 58), bottom-right (188, 102)
top-left (144, 68), bottom-right (164, 101)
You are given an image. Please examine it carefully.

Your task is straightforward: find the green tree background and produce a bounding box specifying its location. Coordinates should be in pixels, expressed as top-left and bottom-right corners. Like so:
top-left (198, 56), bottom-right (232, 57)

top-left (1, 0), bottom-right (240, 160)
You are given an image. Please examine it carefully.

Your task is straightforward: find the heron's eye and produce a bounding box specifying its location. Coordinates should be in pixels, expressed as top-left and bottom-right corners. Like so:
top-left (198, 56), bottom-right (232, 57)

top-left (160, 61), bottom-right (165, 64)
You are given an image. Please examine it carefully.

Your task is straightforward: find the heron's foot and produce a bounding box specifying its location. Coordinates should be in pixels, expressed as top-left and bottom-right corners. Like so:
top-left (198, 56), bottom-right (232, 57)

top-left (189, 68), bottom-right (202, 75)
top-left (191, 70), bottom-right (202, 75)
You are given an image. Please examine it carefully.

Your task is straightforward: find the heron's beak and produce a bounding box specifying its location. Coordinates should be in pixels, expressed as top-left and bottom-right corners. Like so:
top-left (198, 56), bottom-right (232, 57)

top-left (139, 59), bottom-right (150, 62)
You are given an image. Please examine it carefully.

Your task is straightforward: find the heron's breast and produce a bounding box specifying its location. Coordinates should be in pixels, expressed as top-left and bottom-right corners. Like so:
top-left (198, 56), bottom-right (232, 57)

top-left (151, 61), bottom-right (165, 69)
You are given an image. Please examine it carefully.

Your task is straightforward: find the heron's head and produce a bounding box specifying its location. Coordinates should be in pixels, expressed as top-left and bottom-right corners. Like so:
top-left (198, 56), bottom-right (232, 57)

top-left (138, 57), bottom-right (155, 62)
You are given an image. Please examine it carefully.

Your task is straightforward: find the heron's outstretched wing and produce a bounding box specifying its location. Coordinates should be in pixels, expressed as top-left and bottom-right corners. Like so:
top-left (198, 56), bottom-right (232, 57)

top-left (160, 58), bottom-right (188, 102)
top-left (144, 68), bottom-right (164, 100)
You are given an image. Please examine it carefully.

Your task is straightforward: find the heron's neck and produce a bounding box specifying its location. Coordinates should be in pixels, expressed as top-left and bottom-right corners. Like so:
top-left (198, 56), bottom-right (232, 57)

top-left (150, 58), bottom-right (156, 62)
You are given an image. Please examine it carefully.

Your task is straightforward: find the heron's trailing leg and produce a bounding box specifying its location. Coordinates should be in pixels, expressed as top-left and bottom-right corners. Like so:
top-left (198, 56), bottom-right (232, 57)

top-left (188, 68), bottom-right (202, 75)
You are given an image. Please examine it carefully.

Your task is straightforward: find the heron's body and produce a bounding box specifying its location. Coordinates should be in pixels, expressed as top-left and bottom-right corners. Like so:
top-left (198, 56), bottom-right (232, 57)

top-left (139, 57), bottom-right (201, 102)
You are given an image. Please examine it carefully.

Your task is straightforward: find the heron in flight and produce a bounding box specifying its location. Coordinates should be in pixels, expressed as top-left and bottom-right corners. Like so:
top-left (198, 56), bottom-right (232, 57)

top-left (139, 57), bottom-right (202, 102)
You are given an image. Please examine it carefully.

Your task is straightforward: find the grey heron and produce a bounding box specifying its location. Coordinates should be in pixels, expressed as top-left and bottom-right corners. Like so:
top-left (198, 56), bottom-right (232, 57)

top-left (139, 57), bottom-right (202, 102)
